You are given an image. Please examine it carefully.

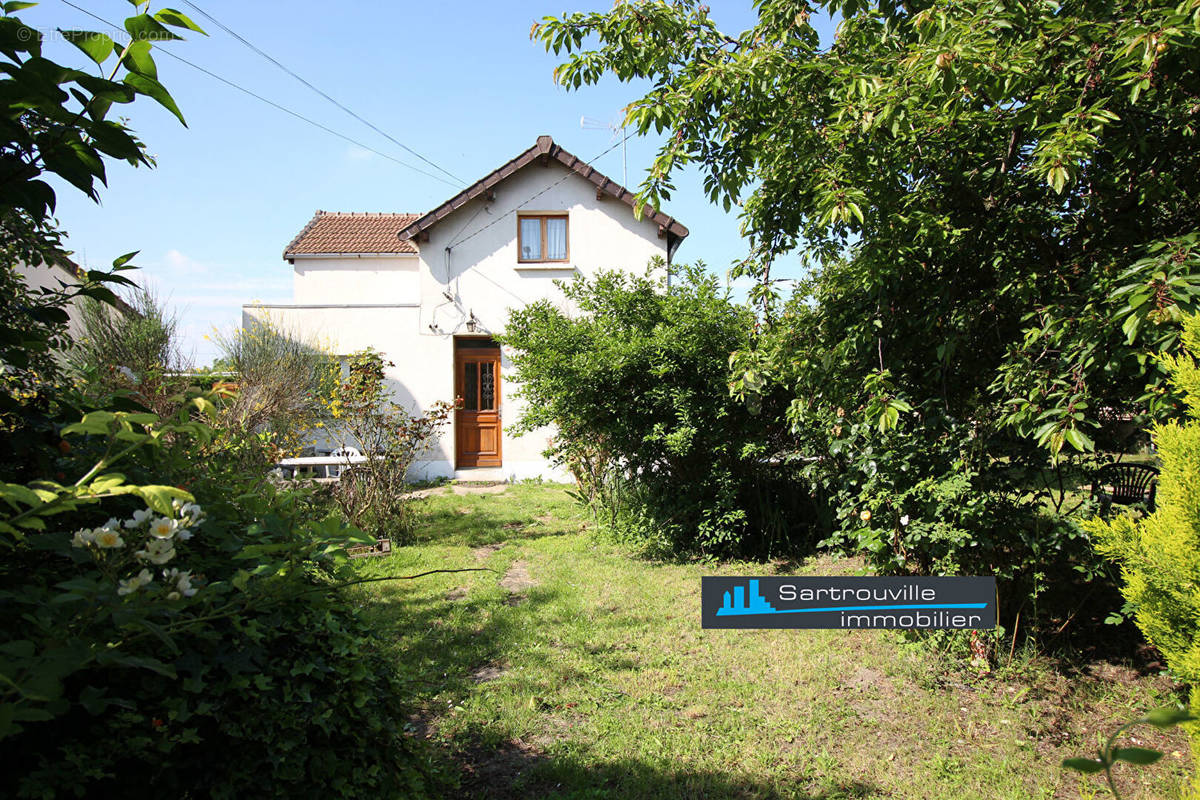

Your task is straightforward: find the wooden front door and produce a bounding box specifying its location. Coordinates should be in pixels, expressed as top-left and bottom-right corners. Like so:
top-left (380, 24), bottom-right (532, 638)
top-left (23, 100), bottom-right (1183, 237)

top-left (454, 339), bottom-right (502, 468)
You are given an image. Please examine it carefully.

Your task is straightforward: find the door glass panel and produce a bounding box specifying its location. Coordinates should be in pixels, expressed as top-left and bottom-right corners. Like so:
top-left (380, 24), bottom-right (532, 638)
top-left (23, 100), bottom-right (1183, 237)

top-left (479, 361), bottom-right (495, 410)
top-left (463, 362), bottom-right (478, 410)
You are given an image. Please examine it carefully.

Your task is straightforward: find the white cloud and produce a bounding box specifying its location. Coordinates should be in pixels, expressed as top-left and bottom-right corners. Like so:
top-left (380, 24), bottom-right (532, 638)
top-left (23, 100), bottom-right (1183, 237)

top-left (163, 248), bottom-right (208, 275)
top-left (124, 249), bottom-right (293, 368)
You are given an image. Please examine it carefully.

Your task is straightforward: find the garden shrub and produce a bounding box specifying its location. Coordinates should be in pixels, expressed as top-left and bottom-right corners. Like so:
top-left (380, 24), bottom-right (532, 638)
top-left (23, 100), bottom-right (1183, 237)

top-left (0, 387), bottom-right (445, 797)
top-left (212, 316), bottom-right (338, 460)
top-left (1087, 314), bottom-right (1200, 745)
top-left (501, 262), bottom-right (803, 556)
top-left (321, 349), bottom-right (455, 542)
top-left (795, 402), bottom-right (1105, 612)
top-left (728, 281), bottom-right (1116, 626)
top-left (63, 289), bottom-right (192, 418)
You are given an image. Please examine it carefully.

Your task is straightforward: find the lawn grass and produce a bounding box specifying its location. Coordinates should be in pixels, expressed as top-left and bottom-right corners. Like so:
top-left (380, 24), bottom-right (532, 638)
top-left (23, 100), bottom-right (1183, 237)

top-left (350, 483), bottom-right (1192, 799)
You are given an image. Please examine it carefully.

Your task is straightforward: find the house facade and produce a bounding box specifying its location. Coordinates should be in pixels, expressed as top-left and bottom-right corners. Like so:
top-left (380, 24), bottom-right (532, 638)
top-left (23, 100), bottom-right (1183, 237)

top-left (242, 135), bottom-right (688, 481)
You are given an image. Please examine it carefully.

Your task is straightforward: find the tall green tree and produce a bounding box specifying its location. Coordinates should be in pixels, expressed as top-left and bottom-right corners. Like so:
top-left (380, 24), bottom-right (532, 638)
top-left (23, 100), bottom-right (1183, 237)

top-left (2, 0), bottom-right (205, 475)
top-left (536, 0), bottom-right (1200, 453)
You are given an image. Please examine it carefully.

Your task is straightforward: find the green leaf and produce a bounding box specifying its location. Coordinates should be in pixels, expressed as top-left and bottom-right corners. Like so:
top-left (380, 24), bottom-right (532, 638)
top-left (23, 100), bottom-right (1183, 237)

top-left (96, 651), bottom-right (176, 678)
top-left (1144, 707), bottom-right (1198, 727)
top-left (154, 8), bottom-right (206, 34)
top-left (123, 13), bottom-right (180, 42)
top-left (122, 72), bottom-right (186, 126)
top-left (0, 17), bottom-right (40, 55)
top-left (0, 482), bottom-right (45, 509)
top-left (1062, 757), bottom-right (1106, 774)
top-left (89, 473), bottom-right (127, 492)
top-left (59, 30), bottom-right (113, 65)
top-left (4, 2), bottom-right (38, 12)
top-left (130, 485), bottom-right (191, 514)
top-left (1048, 166), bottom-right (1067, 193)
top-left (1063, 428), bottom-right (1094, 452)
top-left (190, 395), bottom-right (218, 418)
top-left (78, 685), bottom-right (110, 715)
top-left (121, 39), bottom-right (156, 78)
top-left (1112, 747), bottom-right (1163, 765)
top-left (61, 410), bottom-right (115, 436)
top-left (1122, 313), bottom-right (1142, 344)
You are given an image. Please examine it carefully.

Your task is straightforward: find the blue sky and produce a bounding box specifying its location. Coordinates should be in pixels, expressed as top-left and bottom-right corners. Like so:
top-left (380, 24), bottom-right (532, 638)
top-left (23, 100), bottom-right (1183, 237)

top-left (23, 1), bottom-right (834, 365)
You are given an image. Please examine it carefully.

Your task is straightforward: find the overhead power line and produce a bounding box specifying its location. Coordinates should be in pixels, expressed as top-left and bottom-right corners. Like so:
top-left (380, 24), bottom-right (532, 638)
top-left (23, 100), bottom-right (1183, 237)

top-left (180, 0), bottom-right (465, 186)
top-left (58, 0), bottom-right (461, 188)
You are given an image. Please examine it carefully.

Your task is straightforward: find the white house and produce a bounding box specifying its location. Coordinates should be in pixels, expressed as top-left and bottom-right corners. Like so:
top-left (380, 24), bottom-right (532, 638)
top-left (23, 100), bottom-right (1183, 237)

top-left (242, 135), bottom-right (688, 481)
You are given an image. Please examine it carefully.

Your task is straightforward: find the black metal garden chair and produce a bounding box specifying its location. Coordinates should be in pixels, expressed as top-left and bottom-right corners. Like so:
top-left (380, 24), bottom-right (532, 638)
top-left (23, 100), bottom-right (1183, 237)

top-left (1091, 462), bottom-right (1159, 515)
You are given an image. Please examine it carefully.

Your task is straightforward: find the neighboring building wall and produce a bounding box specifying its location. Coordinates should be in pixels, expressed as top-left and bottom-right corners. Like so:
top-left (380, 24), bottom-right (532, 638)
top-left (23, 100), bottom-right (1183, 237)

top-left (248, 160), bottom-right (671, 481)
top-left (15, 261), bottom-right (91, 338)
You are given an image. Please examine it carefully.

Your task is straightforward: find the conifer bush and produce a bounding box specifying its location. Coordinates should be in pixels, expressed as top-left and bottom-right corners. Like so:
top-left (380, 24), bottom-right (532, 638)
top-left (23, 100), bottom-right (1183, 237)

top-left (1088, 314), bottom-right (1200, 740)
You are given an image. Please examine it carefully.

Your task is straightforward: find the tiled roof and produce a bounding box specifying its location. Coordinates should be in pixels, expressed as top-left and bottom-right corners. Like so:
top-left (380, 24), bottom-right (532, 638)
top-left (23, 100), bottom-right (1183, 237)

top-left (397, 136), bottom-right (689, 256)
top-left (283, 211), bottom-right (421, 258)
top-left (284, 136), bottom-right (690, 262)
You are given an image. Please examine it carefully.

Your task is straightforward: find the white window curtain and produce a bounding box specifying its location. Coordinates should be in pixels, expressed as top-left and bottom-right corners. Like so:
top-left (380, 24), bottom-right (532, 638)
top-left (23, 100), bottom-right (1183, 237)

top-left (520, 218), bottom-right (541, 260)
top-left (545, 217), bottom-right (567, 260)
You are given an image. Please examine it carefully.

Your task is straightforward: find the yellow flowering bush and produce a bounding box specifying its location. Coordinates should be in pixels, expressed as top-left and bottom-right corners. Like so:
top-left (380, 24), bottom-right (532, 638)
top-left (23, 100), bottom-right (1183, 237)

top-left (1087, 314), bottom-right (1200, 756)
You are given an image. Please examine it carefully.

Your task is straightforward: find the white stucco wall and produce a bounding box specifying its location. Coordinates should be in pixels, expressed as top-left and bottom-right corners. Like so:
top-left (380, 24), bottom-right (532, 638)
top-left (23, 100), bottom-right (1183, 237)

top-left (291, 255), bottom-right (419, 305)
top-left (246, 159), bottom-right (674, 481)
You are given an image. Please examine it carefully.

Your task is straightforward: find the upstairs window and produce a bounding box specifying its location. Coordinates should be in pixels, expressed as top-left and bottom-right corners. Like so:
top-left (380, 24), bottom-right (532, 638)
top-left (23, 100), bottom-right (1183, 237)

top-left (518, 214), bottom-right (568, 263)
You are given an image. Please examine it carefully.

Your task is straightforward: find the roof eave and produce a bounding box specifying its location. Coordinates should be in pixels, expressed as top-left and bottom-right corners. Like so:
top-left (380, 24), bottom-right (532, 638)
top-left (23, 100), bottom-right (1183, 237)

top-left (284, 250), bottom-right (420, 260)
top-left (396, 135), bottom-right (688, 246)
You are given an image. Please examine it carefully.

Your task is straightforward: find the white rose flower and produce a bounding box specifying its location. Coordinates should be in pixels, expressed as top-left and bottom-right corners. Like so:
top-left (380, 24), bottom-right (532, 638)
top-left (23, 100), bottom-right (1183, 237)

top-left (124, 508), bottom-right (153, 529)
top-left (136, 538), bottom-right (176, 565)
top-left (162, 568), bottom-right (197, 598)
top-left (71, 528), bottom-right (94, 548)
top-left (117, 568), bottom-right (153, 596)
top-left (176, 528), bottom-right (193, 541)
top-left (148, 517), bottom-right (178, 540)
top-left (180, 503), bottom-right (205, 526)
top-left (900, 514), bottom-right (910, 527)
top-left (93, 528), bottom-right (124, 549)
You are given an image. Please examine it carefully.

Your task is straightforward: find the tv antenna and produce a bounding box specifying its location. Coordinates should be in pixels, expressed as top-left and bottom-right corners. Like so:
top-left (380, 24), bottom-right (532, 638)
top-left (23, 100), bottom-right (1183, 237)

top-left (580, 114), bottom-right (628, 187)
